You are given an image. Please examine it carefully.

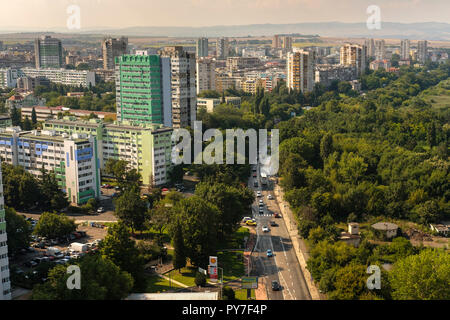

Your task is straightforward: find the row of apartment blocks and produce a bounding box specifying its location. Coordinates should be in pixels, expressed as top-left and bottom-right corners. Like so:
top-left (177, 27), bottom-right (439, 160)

top-left (0, 127), bottom-right (101, 206)
top-left (0, 67), bottom-right (95, 89)
top-left (0, 163), bottom-right (11, 300)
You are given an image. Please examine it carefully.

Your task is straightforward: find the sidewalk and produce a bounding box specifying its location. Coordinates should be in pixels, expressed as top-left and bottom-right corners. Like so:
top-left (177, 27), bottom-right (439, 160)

top-left (255, 277), bottom-right (268, 300)
top-left (273, 182), bottom-right (321, 300)
top-left (157, 273), bottom-right (189, 288)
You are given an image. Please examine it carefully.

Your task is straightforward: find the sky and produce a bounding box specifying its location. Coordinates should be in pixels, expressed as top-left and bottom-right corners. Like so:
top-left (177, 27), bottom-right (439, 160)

top-left (0, 0), bottom-right (449, 30)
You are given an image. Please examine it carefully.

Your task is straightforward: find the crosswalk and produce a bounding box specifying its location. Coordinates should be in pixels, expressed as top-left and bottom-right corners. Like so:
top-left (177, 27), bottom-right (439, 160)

top-left (255, 213), bottom-right (273, 217)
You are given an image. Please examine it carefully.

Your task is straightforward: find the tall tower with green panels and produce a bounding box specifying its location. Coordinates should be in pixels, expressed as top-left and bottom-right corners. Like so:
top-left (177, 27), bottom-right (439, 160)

top-left (0, 160), bottom-right (11, 300)
top-left (115, 54), bottom-right (172, 127)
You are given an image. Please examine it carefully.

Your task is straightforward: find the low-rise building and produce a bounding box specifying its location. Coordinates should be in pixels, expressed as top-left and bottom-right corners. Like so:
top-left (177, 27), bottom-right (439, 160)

top-left (369, 59), bottom-right (391, 71)
top-left (5, 92), bottom-right (45, 111)
top-left (197, 98), bottom-right (221, 113)
top-left (21, 106), bottom-right (116, 122)
top-left (430, 223), bottom-right (450, 237)
top-left (371, 222), bottom-right (399, 239)
top-left (339, 222), bottom-right (361, 247)
top-left (0, 127), bottom-right (101, 205)
top-left (315, 64), bottom-right (357, 87)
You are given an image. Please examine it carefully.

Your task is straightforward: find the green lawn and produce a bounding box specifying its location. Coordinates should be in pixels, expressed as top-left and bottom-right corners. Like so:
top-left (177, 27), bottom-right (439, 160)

top-left (145, 274), bottom-right (183, 293)
top-left (165, 267), bottom-right (197, 287)
top-left (218, 227), bottom-right (250, 250)
top-left (217, 250), bottom-right (245, 282)
top-left (235, 289), bottom-right (256, 300)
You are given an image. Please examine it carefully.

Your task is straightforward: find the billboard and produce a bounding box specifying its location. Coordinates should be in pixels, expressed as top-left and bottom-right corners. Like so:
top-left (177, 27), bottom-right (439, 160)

top-left (242, 276), bottom-right (258, 289)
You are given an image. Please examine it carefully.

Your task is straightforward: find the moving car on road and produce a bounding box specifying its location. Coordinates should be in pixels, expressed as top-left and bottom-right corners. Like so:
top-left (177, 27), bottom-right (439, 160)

top-left (256, 191), bottom-right (262, 197)
top-left (262, 226), bottom-right (270, 232)
top-left (273, 213), bottom-right (281, 218)
top-left (246, 220), bottom-right (257, 226)
top-left (271, 280), bottom-right (280, 291)
top-left (267, 194), bottom-right (273, 200)
top-left (266, 249), bottom-right (273, 257)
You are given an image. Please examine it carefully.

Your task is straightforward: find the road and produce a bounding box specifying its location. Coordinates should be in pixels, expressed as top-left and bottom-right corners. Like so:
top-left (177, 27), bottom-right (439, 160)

top-left (248, 164), bottom-right (311, 300)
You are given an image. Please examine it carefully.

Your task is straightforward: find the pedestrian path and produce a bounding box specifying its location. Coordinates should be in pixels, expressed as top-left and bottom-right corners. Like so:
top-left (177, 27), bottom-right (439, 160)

top-left (157, 273), bottom-right (189, 288)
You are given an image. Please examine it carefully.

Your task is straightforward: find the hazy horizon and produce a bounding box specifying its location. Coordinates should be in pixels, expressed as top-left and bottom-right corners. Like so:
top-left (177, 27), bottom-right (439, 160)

top-left (1, 0), bottom-right (449, 31)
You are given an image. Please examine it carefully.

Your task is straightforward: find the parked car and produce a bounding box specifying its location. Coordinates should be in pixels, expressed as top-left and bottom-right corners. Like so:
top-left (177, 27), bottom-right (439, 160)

top-left (271, 280), bottom-right (280, 291)
top-left (267, 194), bottom-right (273, 200)
top-left (270, 221), bottom-right (278, 227)
top-left (253, 181), bottom-right (258, 187)
top-left (266, 249), bottom-right (273, 257)
top-left (97, 207), bottom-right (105, 213)
top-left (24, 260), bottom-right (38, 268)
top-left (242, 217), bottom-right (252, 223)
top-left (246, 220), bottom-right (257, 226)
top-left (273, 213), bottom-right (281, 218)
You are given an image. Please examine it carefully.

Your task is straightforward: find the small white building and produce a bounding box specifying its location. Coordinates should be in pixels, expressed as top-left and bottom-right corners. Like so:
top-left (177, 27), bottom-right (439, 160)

top-left (371, 222), bottom-right (399, 239)
top-left (340, 222), bottom-right (361, 247)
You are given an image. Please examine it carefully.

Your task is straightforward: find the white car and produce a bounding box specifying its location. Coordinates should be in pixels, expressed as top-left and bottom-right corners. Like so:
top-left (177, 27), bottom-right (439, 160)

top-left (267, 194), bottom-right (273, 200)
top-left (259, 199), bottom-right (264, 205)
top-left (256, 191), bottom-right (262, 197)
top-left (262, 226), bottom-right (270, 232)
top-left (97, 207), bottom-right (105, 213)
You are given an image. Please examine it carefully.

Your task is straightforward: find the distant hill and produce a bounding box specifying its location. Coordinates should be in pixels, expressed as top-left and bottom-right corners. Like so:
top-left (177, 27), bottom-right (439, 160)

top-left (1, 22), bottom-right (449, 40)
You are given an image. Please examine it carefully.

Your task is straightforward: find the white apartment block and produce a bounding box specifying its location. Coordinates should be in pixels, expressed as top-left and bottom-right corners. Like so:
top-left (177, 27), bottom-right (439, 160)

top-left (159, 47), bottom-right (197, 128)
top-left (17, 68), bottom-right (95, 88)
top-left (0, 68), bottom-right (18, 89)
top-left (286, 50), bottom-right (316, 93)
top-left (340, 44), bottom-right (367, 76)
top-left (0, 127), bottom-right (101, 205)
top-left (0, 162), bottom-right (11, 300)
top-left (196, 58), bottom-right (216, 95)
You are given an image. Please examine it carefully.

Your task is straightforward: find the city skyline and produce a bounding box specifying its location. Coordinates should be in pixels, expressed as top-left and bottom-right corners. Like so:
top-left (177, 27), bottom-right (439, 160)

top-left (0, 0), bottom-right (449, 30)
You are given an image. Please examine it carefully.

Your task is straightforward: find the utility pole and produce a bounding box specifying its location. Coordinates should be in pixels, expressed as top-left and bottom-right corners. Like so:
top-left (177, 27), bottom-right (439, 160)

top-left (218, 267), bottom-right (224, 299)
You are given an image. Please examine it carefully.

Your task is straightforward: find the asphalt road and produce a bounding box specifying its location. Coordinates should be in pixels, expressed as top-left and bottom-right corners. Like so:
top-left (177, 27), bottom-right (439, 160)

top-left (249, 164), bottom-right (311, 300)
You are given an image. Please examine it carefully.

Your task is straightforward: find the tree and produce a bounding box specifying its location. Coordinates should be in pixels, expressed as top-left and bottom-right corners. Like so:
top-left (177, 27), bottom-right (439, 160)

top-left (222, 286), bottom-right (235, 300)
top-left (389, 248), bottom-right (450, 300)
top-left (114, 187), bottom-right (149, 233)
top-left (5, 207), bottom-right (31, 255)
top-left (171, 196), bottom-right (220, 267)
top-left (39, 168), bottom-right (69, 211)
top-left (172, 223), bottom-right (186, 271)
top-left (99, 222), bottom-right (145, 291)
top-left (320, 132), bottom-right (333, 162)
top-left (33, 212), bottom-right (76, 239)
top-left (31, 107), bottom-right (37, 125)
top-left (22, 116), bottom-right (32, 130)
top-left (104, 159), bottom-right (141, 191)
top-left (195, 272), bottom-right (207, 287)
top-left (32, 254), bottom-right (134, 300)
top-left (328, 264), bottom-right (368, 300)
top-left (10, 105), bottom-right (21, 126)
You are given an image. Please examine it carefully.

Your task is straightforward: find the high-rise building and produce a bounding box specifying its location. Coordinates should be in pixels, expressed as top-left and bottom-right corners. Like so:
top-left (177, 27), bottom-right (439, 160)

top-left (196, 38), bottom-right (209, 58)
top-left (34, 36), bottom-right (63, 69)
top-left (365, 38), bottom-right (375, 58)
top-left (0, 160), bottom-right (11, 300)
top-left (340, 43), bottom-right (367, 76)
top-left (0, 41), bottom-right (3, 51)
top-left (282, 36), bottom-right (293, 50)
top-left (417, 40), bottom-right (428, 64)
top-left (0, 127), bottom-right (101, 205)
top-left (158, 46), bottom-right (197, 128)
top-left (286, 50), bottom-right (315, 93)
top-left (102, 37), bottom-right (128, 70)
top-left (400, 39), bottom-right (411, 60)
top-left (115, 54), bottom-right (172, 127)
top-left (272, 35), bottom-right (281, 49)
top-left (216, 37), bottom-right (229, 59)
top-left (196, 58), bottom-right (216, 95)
top-left (374, 40), bottom-right (386, 60)
top-left (0, 68), bottom-right (18, 89)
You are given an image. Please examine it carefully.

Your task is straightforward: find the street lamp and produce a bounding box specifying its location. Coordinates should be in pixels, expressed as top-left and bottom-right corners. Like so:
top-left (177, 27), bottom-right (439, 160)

top-left (217, 267), bottom-right (224, 299)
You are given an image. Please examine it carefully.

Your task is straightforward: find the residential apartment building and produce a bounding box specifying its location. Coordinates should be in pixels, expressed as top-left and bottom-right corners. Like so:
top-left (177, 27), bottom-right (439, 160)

top-left (315, 64), bottom-right (357, 87)
top-left (16, 76), bottom-right (49, 91)
top-left (0, 68), bottom-right (18, 89)
top-left (197, 98), bottom-right (221, 113)
top-left (115, 54), bottom-right (172, 127)
top-left (282, 36), bottom-right (293, 51)
top-left (43, 118), bottom-right (173, 186)
top-left (374, 40), bottom-right (386, 60)
top-left (35, 36), bottom-right (63, 69)
top-left (102, 37), bottom-right (128, 70)
top-left (226, 57), bottom-right (261, 72)
top-left (0, 161), bottom-right (11, 300)
top-left (21, 106), bottom-right (116, 122)
top-left (400, 39), bottom-right (411, 60)
top-left (215, 75), bottom-right (242, 92)
top-left (196, 58), bottom-right (216, 94)
top-left (286, 50), bottom-right (315, 93)
top-left (17, 68), bottom-right (95, 88)
top-left (417, 40), bottom-right (428, 64)
top-left (340, 44), bottom-right (367, 76)
top-left (365, 38), bottom-right (375, 58)
top-left (196, 38), bottom-right (209, 58)
top-left (158, 46), bottom-right (197, 128)
top-left (370, 59), bottom-right (392, 71)
top-left (272, 35), bottom-right (281, 49)
top-left (0, 127), bottom-right (101, 205)
top-left (216, 37), bottom-right (229, 59)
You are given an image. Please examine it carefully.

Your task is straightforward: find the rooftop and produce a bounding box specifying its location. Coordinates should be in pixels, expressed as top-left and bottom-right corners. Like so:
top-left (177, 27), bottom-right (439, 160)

top-left (371, 222), bottom-right (399, 231)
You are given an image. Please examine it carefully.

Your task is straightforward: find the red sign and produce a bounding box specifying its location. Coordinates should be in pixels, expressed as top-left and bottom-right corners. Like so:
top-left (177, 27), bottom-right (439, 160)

top-left (209, 265), bottom-right (218, 281)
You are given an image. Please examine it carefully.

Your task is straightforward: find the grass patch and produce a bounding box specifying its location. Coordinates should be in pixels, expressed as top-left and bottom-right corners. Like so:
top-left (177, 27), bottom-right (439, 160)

top-left (235, 289), bottom-right (256, 300)
top-left (217, 250), bottom-right (245, 282)
top-left (165, 267), bottom-right (197, 287)
top-left (145, 274), bottom-right (183, 293)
